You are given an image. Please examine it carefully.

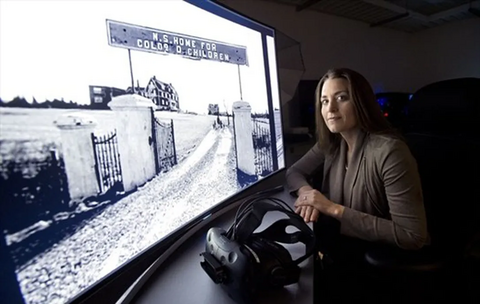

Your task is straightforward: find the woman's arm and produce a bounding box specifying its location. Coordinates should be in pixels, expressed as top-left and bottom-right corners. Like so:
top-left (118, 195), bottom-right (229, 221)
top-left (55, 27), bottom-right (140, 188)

top-left (336, 140), bottom-right (429, 250)
top-left (285, 142), bottom-right (325, 197)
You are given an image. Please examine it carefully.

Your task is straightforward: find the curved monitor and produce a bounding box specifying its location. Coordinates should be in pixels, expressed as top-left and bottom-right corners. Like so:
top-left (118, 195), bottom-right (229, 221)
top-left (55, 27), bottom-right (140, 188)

top-left (0, 0), bottom-right (285, 303)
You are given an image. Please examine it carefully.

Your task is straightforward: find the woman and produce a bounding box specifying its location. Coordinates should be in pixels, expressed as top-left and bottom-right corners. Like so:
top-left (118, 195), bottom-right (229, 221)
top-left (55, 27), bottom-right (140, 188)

top-left (286, 68), bottom-right (429, 255)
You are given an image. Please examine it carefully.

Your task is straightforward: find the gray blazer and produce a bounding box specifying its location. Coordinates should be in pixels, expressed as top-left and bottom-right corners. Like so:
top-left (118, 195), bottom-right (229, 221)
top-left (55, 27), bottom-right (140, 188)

top-left (286, 130), bottom-right (429, 250)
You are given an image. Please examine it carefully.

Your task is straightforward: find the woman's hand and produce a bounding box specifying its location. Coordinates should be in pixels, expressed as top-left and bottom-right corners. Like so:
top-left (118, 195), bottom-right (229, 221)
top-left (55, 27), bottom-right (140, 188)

top-left (295, 205), bottom-right (319, 223)
top-left (294, 189), bottom-right (345, 220)
top-left (295, 186), bottom-right (319, 223)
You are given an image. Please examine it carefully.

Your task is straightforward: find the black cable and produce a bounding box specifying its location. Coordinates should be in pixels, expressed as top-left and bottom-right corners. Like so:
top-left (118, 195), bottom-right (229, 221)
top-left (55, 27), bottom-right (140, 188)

top-left (226, 197), bottom-right (259, 238)
top-left (227, 196), bottom-right (258, 238)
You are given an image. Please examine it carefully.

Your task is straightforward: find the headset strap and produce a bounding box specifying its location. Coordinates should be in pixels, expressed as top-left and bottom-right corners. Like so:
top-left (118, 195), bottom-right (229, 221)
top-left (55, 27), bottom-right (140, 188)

top-left (235, 201), bottom-right (315, 265)
top-left (254, 219), bottom-right (315, 265)
top-left (235, 202), bottom-right (285, 242)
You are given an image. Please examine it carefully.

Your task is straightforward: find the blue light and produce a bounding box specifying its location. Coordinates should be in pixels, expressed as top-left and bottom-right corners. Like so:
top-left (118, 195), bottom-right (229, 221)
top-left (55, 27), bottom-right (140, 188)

top-left (377, 97), bottom-right (387, 108)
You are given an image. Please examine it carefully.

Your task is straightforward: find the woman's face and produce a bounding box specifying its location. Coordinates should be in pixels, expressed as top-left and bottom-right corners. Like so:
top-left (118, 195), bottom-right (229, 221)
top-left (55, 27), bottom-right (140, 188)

top-left (320, 77), bottom-right (358, 134)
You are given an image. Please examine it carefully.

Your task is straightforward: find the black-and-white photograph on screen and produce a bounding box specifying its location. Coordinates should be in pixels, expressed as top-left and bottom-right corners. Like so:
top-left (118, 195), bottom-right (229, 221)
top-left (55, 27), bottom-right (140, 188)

top-left (0, 0), bottom-right (284, 303)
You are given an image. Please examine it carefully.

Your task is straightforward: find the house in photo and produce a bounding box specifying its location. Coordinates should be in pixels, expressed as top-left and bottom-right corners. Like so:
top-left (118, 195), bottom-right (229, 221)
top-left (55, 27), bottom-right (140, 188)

top-left (145, 76), bottom-right (180, 111)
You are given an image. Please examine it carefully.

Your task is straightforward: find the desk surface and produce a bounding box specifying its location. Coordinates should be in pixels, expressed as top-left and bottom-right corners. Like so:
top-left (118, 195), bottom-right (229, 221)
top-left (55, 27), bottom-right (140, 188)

top-left (131, 187), bottom-right (314, 304)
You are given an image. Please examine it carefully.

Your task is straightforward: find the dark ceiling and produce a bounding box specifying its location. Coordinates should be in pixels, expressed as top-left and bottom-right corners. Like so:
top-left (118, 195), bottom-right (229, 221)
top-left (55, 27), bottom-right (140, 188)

top-left (260, 0), bottom-right (480, 32)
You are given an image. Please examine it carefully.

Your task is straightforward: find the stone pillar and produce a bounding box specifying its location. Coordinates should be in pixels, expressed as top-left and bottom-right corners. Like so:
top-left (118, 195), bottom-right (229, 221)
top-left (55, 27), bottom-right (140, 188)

top-left (54, 112), bottom-right (98, 200)
top-left (232, 101), bottom-right (256, 182)
top-left (108, 94), bottom-right (156, 192)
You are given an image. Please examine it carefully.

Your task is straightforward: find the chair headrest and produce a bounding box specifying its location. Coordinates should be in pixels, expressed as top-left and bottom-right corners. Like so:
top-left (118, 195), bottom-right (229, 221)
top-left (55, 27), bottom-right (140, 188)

top-left (407, 77), bottom-right (480, 139)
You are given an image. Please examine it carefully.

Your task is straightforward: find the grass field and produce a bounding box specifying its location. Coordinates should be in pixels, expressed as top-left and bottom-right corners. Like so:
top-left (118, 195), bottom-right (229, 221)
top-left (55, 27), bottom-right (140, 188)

top-left (0, 108), bottom-right (215, 164)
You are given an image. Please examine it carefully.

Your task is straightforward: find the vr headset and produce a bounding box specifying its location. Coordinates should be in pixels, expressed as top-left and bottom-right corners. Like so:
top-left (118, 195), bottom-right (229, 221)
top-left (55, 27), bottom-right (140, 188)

top-left (200, 196), bottom-right (316, 303)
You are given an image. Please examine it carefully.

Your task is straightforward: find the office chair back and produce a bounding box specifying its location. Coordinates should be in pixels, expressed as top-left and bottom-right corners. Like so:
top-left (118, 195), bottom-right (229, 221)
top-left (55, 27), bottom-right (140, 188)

top-left (405, 77), bottom-right (480, 251)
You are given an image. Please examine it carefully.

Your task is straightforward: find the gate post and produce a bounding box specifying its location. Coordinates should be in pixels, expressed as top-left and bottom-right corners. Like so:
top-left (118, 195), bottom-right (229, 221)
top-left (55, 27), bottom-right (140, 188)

top-left (170, 119), bottom-right (178, 165)
top-left (232, 101), bottom-right (257, 186)
top-left (54, 112), bottom-right (99, 200)
top-left (108, 94), bottom-right (156, 192)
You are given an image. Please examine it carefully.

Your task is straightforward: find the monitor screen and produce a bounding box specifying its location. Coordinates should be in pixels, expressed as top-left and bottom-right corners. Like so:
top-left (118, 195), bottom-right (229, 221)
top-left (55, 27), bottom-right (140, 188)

top-left (0, 0), bottom-right (285, 303)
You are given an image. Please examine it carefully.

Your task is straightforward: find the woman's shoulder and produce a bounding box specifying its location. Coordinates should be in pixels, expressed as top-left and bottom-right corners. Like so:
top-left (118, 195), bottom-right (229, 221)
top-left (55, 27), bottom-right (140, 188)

top-left (366, 132), bottom-right (412, 160)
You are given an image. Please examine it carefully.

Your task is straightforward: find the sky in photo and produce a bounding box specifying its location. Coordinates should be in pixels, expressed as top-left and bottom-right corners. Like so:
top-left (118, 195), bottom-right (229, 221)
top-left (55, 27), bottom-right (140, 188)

top-left (0, 0), bottom-right (281, 114)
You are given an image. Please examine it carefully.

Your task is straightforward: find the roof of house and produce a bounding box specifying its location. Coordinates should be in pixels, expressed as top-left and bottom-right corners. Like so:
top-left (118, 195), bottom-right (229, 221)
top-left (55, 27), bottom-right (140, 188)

top-left (149, 76), bottom-right (179, 96)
